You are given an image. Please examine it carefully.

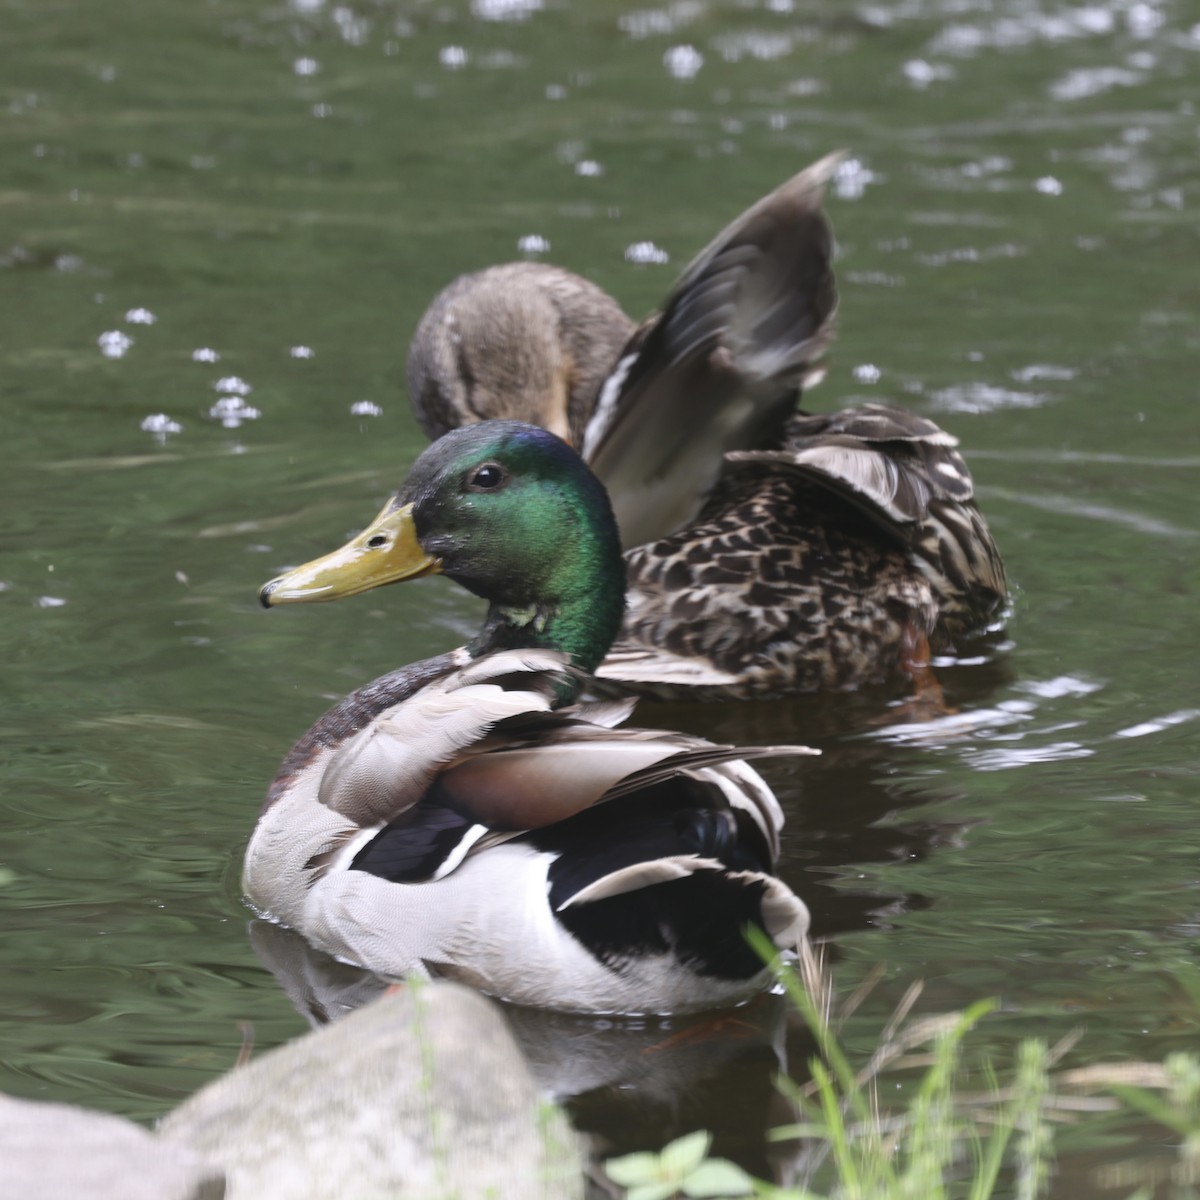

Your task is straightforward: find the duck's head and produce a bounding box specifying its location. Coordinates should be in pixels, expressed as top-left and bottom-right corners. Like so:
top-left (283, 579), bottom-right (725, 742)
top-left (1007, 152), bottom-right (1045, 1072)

top-left (260, 421), bottom-right (626, 674)
top-left (406, 263), bottom-right (634, 448)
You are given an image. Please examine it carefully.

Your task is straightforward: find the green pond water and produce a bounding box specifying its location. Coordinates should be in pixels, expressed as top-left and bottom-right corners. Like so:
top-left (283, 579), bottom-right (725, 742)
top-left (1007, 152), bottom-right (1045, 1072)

top-left (3, 0), bottom-right (1199, 1190)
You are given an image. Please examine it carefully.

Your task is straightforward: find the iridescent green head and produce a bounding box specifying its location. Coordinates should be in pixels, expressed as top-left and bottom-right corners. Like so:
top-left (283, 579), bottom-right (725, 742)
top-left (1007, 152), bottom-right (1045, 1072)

top-left (260, 421), bottom-right (626, 675)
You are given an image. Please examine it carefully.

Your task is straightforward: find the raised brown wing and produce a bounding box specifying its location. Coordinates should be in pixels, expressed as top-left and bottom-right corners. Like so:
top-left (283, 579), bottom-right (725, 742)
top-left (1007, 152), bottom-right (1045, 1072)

top-left (582, 154), bottom-right (842, 548)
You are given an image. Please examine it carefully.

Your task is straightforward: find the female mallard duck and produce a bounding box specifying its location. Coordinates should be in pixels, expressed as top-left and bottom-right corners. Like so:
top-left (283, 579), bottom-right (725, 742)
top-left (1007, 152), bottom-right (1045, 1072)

top-left (406, 154), bottom-right (1007, 700)
top-left (247, 421), bottom-right (814, 1014)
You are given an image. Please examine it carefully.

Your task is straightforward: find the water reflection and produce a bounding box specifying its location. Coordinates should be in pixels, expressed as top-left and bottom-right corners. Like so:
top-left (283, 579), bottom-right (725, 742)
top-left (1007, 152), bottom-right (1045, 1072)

top-left (250, 920), bottom-right (807, 1181)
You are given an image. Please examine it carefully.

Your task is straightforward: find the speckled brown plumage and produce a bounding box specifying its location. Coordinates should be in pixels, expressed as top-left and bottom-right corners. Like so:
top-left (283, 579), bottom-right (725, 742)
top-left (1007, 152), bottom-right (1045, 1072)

top-left (404, 155), bottom-right (1008, 700)
top-left (607, 476), bottom-right (929, 697)
top-left (597, 405), bottom-right (1005, 699)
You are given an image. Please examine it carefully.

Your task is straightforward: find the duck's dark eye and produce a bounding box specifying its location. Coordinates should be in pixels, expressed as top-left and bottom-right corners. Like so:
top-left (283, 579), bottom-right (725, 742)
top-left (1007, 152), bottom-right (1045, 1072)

top-left (468, 463), bottom-right (507, 492)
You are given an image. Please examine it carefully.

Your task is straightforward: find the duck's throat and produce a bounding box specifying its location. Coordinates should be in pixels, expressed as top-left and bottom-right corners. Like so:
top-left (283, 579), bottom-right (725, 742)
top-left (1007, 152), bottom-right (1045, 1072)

top-left (468, 587), bottom-right (623, 678)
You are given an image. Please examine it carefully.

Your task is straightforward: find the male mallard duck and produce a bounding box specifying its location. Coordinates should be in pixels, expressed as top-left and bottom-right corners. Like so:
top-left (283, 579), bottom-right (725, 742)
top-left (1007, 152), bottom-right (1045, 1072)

top-left (406, 154), bottom-right (1007, 700)
top-left (247, 421), bottom-right (814, 1014)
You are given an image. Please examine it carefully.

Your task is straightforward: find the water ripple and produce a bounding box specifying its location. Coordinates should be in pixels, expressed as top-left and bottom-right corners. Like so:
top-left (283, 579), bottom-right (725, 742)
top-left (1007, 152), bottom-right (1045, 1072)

top-left (929, 8), bottom-right (1116, 57)
top-left (967, 742), bottom-right (1094, 771)
top-left (927, 382), bottom-right (1048, 414)
top-left (619, 1), bottom-right (703, 40)
top-left (986, 488), bottom-right (1199, 538)
top-left (1050, 65), bottom-right (1145, 101)
top-left (1115, 709), bottom-right (1200, 740)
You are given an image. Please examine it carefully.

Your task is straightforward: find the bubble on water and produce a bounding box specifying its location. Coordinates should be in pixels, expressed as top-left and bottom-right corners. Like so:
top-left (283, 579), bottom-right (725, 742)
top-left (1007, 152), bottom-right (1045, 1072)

top-left (713, 31), bottom-right (791, 63)
top-left (545, 83), bottom-right (567, 100)
top-left (332, 6), bottom-right (371, 44)
top-left (38, 596), bottom-right (67, 609)
top-left (214, 375), bottom-right (252, 395)
top-left (141, 413), bottom-right (183, 437)
top-left (575, 160), bottom-right (603, 177)
top-left (1011, 364), bottom-right (1077, 382)
top-left (960, 156), bottom-right (1012, 179)
top-left (350, 400), bottom-right (383, 416)
top-left (98, 330), bottom-right (133, 359)
top-left (439, 46), bottom-right (469, 69)
top-left (1126, 3), bottom-right (1163, 37)
top-left (192, 347), bottom-right (220, 363)
top-left (619, 2), bottom-right (704, 40)
top-left (852, 363), bottom-right (881, 384)
top-left (293, 57), bottom-right (321, 76)
top-left (903, 58), bottom-right (955, 88)
top-left (624, 241), bottom-right (669, 265)
top-left (663, 44), bottom-right (703, 80)
top-left (833, 157), bottom-right (880, 201)
top-left (517, 234), bottom-right (551, 255)
top-left (290, 345), bottom-right (315, 359)
top-left (125, 307), bottom-right (156, 325)
top-left (471, 0), bottom-right (543, 21)
top-left (209, 396), bottom-right (262, 428)
top-left (1034, 175), bottom-right (1064, 196)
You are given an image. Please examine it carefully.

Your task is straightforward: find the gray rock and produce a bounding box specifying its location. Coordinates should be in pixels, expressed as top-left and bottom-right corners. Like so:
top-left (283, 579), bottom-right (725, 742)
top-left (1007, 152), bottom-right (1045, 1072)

top-left (0, 1094), bottom-right (224, 1200)
top-left (159, 980), bottom-right (584, 1200)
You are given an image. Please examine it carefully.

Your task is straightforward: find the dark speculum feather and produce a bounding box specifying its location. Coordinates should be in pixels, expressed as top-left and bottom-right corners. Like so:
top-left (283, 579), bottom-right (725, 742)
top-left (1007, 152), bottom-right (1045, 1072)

top-left (350, 805), bottom-right (477, 883)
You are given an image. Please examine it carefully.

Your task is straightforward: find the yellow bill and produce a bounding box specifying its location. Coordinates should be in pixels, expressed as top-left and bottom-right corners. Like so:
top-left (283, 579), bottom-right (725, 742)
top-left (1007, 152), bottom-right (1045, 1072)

top-left (259, 501), bottom-right (441, 607)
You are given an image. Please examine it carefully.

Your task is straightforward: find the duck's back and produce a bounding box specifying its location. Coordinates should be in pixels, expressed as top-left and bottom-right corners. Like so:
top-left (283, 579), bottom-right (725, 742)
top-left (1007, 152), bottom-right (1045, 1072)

top-left (246, 647), bottom-right (811, 1012)
top-left (596, 403), bottom-right (1006, 700)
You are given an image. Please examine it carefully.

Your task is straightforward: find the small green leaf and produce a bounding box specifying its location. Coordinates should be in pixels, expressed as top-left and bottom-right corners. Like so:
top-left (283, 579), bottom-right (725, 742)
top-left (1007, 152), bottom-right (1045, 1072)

top-left (627, 1184), bottom-right (680, 1200)
top-left (682, 1157), bottom-right (756, 1197)
top-left (767, 1123), bottom-right (822, 1141)
top-left (606, 1151), bottom-right (665, 1187)
top-left (661, 1131), bottom-right (712, 1179)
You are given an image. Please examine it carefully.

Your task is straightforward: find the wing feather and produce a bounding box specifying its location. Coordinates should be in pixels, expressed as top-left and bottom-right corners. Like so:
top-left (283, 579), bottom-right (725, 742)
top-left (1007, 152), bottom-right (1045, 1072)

top-left (583, 155), bottom-right (842, 547)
